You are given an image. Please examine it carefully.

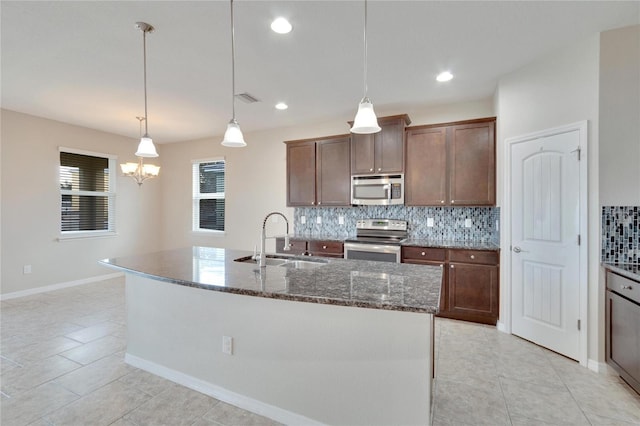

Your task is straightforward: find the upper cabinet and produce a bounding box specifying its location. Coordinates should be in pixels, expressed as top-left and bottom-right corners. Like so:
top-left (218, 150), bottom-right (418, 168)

top-left (285, 135), bottom-right (351, 207)
top-left (405, 117), bottom-right (496, 206)
top-left (350, 114), bottom-right (411, 175)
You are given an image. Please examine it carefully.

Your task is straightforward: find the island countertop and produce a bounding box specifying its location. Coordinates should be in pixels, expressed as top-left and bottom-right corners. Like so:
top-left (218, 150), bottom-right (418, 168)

top-left (100, 246), bottom-right (442, 314)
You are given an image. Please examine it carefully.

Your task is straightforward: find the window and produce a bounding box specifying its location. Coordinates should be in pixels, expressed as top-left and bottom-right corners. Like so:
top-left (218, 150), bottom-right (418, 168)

top-left (193, 158), bottom-right (225, 232)
top-left (59, 148), bottom-right (116, 237)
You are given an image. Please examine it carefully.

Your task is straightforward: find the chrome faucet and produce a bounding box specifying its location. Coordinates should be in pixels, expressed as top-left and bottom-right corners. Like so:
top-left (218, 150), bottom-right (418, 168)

top-left (259, 212), bottom-right (290, 267)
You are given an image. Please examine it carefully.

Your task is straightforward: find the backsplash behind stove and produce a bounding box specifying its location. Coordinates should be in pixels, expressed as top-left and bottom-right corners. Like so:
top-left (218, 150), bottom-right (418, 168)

top-left (293, 206), bottom-right (499, 242)
top-left (602, 206), bottom-right (640, 264)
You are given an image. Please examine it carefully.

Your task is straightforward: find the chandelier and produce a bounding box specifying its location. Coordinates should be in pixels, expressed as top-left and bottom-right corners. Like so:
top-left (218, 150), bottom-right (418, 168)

top-left (121, 116), bottom-right (160, 186)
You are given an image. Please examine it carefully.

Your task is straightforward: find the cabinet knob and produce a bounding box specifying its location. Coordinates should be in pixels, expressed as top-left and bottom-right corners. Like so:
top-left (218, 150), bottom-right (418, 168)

top-left (470, 255), bottom-right (475, 259)
top-left (311, 201), bottom-right (315, 205)
top-left (369, 168), bottom-right (373, 172)
top-left (451, 200), bottom-right (455, 203)
top-left (421, 252), bottom-right (426, 256)
top-left (318, 202), bottom-right (321, 205)
top-left (377, 168), bottom-right (382, 172)
top-left (440, 200), bottom-right (444, 204)
top-left (323, 245), bottom-right (327, 249)
top-left (450, 264), bottom-right (454, 269)
top-left (440, 264), bottom-right (444, 268)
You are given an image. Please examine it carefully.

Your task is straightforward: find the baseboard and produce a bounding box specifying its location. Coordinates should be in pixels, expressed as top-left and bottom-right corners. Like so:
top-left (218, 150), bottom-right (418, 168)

top-left (0, 272), bottom-right (124, 301)
top-left (496, 320), bottom-right (509, 333)
top-left (125, 353), bottom-right (324, 426)
top-left (587, 358), bottom-right (608, 373)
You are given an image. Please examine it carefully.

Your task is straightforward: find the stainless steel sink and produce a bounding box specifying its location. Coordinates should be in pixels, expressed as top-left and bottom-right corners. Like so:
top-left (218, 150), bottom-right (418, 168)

top-left (234, 255), bottom-right (327, 269)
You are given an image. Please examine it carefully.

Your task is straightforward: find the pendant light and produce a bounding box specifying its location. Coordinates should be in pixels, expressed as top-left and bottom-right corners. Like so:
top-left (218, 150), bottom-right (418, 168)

top-left (350, 0), bottom-right (381, 134)
top-left (134, 22), bottom-right (159, 157)
top-left (120, 117), bottom-right (160, 186)
top-left (221, 0), bottom-right (246, 147)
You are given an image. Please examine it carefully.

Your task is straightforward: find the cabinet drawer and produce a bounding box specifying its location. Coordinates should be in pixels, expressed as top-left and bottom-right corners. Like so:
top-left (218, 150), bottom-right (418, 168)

top-left (402, 246), bottom-right (446, 262)
top-left (308, 240), bottom-right (343, 255)
top-left (276, 238), bottom-right (307, 254)
top-left (448, 249), bottom-right (498, 265)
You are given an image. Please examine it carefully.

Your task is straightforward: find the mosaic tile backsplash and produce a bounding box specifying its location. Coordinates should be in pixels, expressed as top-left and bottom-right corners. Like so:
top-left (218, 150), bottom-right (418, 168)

top-left (294, 206), bottom-right (500, 243)
top-left (602, 206), bottom-right (640, 264)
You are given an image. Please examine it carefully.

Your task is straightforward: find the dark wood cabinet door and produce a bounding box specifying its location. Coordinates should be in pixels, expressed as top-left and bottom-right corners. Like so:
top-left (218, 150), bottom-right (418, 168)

top-left (405, 127), bottom-right (447, 206)
top-left (447, 263), bottom-right (499, 324)
top-left (449, 120), bottom-right (496, 205)
top-left (350, 133), bottom-right (376, 174)
top-left (316, 136), bottom-right (351, 206)
top-left (375, 119), bottom-right (405, 173)
top-left (286, 141), bottom-right (316, 206)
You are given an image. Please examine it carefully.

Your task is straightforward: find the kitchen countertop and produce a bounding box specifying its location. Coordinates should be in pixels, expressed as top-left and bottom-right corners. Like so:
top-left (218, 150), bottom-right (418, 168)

top-left (100, 246), bottom-right (442, 314)
top-left (402, 239), bottom-right (500, 251)
top-left (603, 262), bottom-right (640, 281)
top-left (288, 234), bottom-right (500, 251)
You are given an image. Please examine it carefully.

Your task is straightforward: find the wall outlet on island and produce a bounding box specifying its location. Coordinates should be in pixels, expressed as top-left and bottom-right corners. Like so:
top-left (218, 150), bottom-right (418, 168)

top-left (222, 335), bottom-right (233, 355)
top-left (23, 265), bottom-right (32, 274)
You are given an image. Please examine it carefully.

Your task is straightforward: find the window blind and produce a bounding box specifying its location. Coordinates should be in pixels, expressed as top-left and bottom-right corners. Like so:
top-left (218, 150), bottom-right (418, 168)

top-left (193, 159), bottom-right (225, 232)
top-left (60, 151), bottom-right (115, 233)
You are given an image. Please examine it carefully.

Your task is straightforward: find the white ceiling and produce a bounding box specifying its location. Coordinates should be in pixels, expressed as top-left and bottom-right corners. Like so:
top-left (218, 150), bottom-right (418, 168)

top-left (2, 1), bottom-right (639, 143)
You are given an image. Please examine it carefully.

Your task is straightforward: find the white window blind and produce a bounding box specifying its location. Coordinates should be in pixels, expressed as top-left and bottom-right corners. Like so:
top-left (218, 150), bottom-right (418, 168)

top-left (193, 158), bottom-right (225, 232)
top-left (59, 148), bottom-right (116, 236)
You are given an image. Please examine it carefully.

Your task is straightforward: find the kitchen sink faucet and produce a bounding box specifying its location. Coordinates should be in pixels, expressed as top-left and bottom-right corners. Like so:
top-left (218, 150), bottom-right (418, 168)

top-left (259, 212), bottom-right (290, 267)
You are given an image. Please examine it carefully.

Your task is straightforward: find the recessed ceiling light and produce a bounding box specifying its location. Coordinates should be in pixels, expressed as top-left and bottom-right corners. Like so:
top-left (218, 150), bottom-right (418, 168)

top-left (271, 17), bottom-right (292, 34)
top-left (436, 71), bottom-right (453, 82)
top-left (275, 102), bottom-right (288, 110)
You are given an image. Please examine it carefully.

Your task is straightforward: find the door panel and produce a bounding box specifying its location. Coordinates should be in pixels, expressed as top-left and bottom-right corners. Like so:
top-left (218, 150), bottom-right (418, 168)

top-left (511, 130), bottom-right (581, 360)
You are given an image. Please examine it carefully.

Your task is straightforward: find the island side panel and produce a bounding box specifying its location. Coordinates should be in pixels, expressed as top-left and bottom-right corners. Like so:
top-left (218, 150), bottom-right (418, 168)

top-left (125, 273), bottom-right (432, 426)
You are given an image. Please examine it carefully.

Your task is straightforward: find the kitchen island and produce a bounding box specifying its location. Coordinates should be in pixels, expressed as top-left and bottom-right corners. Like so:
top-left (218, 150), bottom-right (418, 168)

top-left (100, 246), bottom-right (442, 425)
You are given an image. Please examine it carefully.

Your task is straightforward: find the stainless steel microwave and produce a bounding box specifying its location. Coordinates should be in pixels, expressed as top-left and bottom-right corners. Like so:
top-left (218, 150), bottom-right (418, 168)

top-left (351, 174), bottom-right (404, 205)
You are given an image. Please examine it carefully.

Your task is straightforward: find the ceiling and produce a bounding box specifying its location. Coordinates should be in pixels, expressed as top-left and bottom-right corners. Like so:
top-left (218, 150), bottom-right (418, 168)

top-left (2, 1), bottom-right (639, 144)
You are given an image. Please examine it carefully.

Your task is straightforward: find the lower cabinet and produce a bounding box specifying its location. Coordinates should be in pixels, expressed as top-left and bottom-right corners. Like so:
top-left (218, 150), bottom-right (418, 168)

top-left (276, 238), bottom-right (344, 258)
top-left (402, 246), bottom-right (499, 325)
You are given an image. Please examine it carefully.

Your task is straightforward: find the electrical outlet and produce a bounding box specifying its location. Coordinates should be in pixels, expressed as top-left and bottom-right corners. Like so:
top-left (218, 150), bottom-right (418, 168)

top-left (426, 218), bottom-right (434, 227)
top-left (316, 216), bottom-right (322, 224)
top-left (222, 335), bottom-right (233, 355)
top-left (496, 220), bottom-right (500, 231)
top-left (23, 265), bottom-right (32, 274)
top-left (300, 216), bottom-right (306, 224)
top-left (338, 216), bottom-right (344, 225)
top-left (464, 219), bottom-right (472, 228)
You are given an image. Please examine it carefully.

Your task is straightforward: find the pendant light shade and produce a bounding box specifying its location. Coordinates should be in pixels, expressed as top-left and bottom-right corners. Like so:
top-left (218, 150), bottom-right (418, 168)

top-left (135, 135), bottom-right (159, 157)
top-left (221, 119), bottom-right (246, 147)
top-left (351, 0), bottom-right (381, 135)
top-left (135, 22), bottom-right (159, 157)
top-left (352, 97), bottom-right (381, 134)
top-left (221, 0), bottom-right (246, 147)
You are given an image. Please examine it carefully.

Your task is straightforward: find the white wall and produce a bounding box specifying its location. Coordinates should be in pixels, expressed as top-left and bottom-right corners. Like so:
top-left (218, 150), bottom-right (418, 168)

top-left (496, 35), bottom-right (601, 361)
top-left (0, 110), bottom-right (162, 295)
top-left (159, 99), bottom-right (495, 253)
top-left (599, 25), bottom-right (640, 206)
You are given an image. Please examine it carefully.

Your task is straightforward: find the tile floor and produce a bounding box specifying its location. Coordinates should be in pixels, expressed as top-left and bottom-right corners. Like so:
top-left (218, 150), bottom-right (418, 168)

top-left (1, 277), bottom-right (639, 425)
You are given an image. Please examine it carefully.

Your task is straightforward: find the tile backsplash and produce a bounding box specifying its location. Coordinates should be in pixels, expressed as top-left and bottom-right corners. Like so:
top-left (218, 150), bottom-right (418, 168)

top-left (602, 206), bottom-right (640, 264)
top-left (294, 206), bottom-right (500, 242)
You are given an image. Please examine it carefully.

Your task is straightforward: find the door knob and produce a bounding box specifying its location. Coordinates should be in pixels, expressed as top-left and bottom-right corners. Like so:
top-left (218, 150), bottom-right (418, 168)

top-left (513, 246), bottom-right (522, 253)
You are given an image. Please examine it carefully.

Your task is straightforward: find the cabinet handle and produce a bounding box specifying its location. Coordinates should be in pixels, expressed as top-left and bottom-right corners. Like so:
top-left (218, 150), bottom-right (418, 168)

top-left (621, 285), bottom-right (633, 290)
top-left (421, 252), bottom-right (426, 256)
top-left (470, 255), bottom-right (475, 259)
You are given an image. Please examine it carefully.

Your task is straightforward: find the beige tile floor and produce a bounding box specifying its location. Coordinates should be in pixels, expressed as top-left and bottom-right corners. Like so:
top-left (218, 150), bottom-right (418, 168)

top-left (1, 277), bottom-right (639, 425)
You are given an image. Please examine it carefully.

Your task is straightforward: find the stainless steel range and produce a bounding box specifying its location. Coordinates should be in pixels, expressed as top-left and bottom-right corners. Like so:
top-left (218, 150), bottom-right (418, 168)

top-left (344, 219), bottom-right (408, 263)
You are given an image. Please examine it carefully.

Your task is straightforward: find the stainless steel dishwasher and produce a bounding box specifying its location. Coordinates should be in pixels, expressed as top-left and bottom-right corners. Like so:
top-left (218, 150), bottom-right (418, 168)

top-left (605, 270), bottom-right (640, 394)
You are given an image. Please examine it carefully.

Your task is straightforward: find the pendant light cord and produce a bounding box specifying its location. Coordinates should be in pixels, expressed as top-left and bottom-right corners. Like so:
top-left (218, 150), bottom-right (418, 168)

top-left (142, 28), bottom-right (149, 136)
top-left (230, 0), bottom-right (236, 120)
top-left (363, 0), bottom-right (368, 99)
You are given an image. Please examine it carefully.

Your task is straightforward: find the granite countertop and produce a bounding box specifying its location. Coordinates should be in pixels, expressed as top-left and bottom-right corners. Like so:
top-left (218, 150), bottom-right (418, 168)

top-left (100, 247), bottom-right (442, 314)
top-left (602, 262), bottom-right (640, 281)
top-left (401, 239), bottom-right (500, 251)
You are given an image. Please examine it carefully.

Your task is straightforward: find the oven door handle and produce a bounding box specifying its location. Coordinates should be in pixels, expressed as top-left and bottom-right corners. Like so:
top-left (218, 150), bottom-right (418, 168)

top-left (344, 243), bottom-right (401, 254)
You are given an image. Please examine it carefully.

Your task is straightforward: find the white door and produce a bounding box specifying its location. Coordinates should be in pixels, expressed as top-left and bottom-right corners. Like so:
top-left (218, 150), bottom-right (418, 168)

top-left (511, 129), bottom-right (581, 360)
